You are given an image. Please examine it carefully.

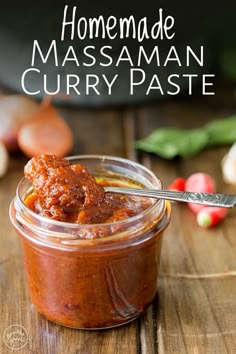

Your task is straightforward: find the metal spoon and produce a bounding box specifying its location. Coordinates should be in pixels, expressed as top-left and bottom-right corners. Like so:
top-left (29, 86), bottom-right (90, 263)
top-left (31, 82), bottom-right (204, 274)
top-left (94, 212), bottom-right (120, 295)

top-left (104, 187), bottom-right (236, 208)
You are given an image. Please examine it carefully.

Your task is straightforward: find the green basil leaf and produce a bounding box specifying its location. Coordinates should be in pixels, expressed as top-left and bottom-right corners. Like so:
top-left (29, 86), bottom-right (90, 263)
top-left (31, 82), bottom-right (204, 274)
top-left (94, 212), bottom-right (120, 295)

top-left (136, 128), bottom-right (208, 159)
top-left (206, 116), bottom-right (236, 146)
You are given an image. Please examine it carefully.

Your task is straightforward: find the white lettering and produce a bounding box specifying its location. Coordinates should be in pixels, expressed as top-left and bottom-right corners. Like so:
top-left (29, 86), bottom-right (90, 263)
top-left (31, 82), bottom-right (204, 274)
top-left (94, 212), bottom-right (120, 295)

top-left (164, 46), bottom-right (181, 66)
top-left (44, 75), bottom-right (60, 95)
top-left (120, 17), bottom-right (136, 39)
top-left (21, 68), bottom-right (40, 95)
top-left (62, 46), bottom-right (79, 66)
top-left (31, 40), bottom-right (58, 66)
top-left (67, 75), bottom-right (80, 95)
top-left (83, 46), bottom-right (96, 66)
top-left (86, 75), bottom-right (100, 95)
top-left (130, 68), bottom-right (145, 95)
top-left (102, 74), bottom-right (118, 95)
top-left (61, 5), bottom-right (77, 40)
top-left (100, 46), bottom-right (113, 66)
top-left (202, 74), bottom-right (215, 95)
top-left (183, 74), bottom-right (198, 95)
top-left (137, 46), bottom-right (160, 66)
top-left (167, 74), bottom-right (180, 95)
top-left (187, 46), bottom-right (204, 66)
top-left (116, 46), bottom-right (133, 66)
top-left (146, 74), bottom-right (164, 95)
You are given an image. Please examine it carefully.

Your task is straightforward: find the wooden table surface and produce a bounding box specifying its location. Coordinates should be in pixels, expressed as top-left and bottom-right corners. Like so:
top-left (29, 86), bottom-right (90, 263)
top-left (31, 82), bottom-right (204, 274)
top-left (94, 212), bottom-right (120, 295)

top-left (0, 88), bottom-right (236, 353)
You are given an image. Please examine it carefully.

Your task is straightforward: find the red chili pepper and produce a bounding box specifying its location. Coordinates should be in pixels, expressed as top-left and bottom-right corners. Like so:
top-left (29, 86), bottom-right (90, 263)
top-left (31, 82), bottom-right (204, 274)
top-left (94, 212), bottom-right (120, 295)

top-left (185, 173), bottom-right (216, 213)
top-left (168, 177), bottom-right (186, 191)
top-left (197, 207), bottom-right (228, 228)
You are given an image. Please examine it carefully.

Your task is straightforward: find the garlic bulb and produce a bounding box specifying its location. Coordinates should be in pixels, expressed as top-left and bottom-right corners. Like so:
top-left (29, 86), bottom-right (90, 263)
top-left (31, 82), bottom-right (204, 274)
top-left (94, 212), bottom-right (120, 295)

top-left (222, 143), bottom-right (236, 184)
top-left (0, 141), bottom-right (9, 178)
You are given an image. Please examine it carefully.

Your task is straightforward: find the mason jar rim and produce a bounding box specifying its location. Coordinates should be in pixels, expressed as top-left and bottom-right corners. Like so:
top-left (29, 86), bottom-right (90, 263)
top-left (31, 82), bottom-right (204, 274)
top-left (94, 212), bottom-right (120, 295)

top-left (17, 154), bottom-right (163, 227)
top-left (10, 154), bottom-right (169, 247)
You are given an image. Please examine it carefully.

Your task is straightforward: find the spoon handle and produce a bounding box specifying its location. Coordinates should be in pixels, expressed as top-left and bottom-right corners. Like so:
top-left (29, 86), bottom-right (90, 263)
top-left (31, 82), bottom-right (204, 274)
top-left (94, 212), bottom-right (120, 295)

top-left (104, 187), bottom-right (236, 208)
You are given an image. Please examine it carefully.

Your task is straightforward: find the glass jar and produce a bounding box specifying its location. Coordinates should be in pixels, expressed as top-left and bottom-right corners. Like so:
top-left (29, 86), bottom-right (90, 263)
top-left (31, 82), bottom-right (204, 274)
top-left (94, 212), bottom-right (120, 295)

top-left (9, 155), bottom-right (171, 329)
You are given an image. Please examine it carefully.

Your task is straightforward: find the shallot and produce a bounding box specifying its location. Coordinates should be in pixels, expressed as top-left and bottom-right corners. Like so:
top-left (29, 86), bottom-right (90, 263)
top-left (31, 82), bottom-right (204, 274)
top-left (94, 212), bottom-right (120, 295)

top-left (0, 95), bottom-right (39, 151)
top-left (18, 100), bottom-right (73, 157)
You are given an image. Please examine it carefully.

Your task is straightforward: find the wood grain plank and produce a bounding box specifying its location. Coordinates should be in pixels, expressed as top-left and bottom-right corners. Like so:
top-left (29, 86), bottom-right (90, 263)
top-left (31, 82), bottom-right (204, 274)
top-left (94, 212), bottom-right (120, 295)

top-left (122, 108), bottom-right (138, 162)
top-left (60, 107), bottom-right (125, 157)
top-left (157, 277), bottom-right (236, 354)
top-left (137, 105), bottom-right (236, 354)
top-left (123, 111), bottom-right (159, 354)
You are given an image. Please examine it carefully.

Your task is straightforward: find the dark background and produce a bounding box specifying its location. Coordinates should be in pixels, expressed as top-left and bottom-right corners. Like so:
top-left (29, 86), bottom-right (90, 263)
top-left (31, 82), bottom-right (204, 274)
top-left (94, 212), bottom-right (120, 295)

top-left (0, 0), bottom-right (235, 106)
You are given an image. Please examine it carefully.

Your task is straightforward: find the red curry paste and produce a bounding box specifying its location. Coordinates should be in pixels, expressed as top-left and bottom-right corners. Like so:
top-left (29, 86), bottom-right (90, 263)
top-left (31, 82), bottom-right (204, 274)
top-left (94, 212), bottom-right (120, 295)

top-left (24, 154), bottom-right (151, 227)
